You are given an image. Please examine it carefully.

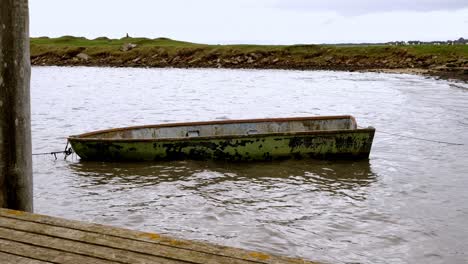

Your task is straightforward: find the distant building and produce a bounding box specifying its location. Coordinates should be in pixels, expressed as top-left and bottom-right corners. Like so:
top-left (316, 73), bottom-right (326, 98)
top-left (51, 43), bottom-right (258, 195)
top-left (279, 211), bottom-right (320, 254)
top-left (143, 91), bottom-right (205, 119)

top-left (387, 41), bottom-right (406, 45)
top-left (368, 37), bottom-right (467, 46)
top-left (455, 37), bottom-right (467, 44)
top-left (408, 40), bottom-right (422, 45)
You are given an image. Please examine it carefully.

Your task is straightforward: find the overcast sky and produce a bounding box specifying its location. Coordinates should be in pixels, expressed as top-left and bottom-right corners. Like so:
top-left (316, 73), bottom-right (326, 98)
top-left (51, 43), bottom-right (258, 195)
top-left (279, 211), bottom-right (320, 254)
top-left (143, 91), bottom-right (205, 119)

top-left (30, 0), bottom-right (468, 44)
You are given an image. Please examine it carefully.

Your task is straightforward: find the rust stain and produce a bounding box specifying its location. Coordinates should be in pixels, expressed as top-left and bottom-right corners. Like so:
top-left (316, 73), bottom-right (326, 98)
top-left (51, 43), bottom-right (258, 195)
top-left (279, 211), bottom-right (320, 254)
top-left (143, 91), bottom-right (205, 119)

top-left (248, 251), bottom-right (271, 260)
top-left (168, 239), bottom-right (189, 246)
top-left (4, 209), bottom-right (25, 216)
top-left (138, 232), bottom-right (161, 240)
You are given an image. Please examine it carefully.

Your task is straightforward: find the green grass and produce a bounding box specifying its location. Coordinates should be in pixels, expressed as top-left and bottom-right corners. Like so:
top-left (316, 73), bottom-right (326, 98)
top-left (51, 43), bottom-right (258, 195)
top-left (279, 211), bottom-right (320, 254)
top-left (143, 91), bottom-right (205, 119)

top-left (30, 36), bottom-right (468, 68)
top-left (405, 44), bottom-right (468, 58)
top-left (31, 36), bottom-right (200, 47)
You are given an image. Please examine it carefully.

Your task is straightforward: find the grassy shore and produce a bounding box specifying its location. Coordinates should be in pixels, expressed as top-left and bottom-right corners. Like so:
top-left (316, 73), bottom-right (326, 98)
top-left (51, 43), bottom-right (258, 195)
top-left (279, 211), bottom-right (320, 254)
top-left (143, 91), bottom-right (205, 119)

top-left (31, 36), bottom-right (468, 81)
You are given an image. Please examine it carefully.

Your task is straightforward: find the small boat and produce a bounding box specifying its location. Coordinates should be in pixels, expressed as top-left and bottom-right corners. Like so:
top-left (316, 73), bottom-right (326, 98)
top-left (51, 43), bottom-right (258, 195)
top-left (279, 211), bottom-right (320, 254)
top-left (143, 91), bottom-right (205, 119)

top-left (68, 115), bottom-right (375, 161)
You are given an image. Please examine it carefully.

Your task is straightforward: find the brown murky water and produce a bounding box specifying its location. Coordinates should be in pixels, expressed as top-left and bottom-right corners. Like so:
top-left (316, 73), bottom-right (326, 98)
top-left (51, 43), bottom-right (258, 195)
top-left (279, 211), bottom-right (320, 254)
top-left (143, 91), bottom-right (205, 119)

top-left (32, 67), bottom-right (468, 263)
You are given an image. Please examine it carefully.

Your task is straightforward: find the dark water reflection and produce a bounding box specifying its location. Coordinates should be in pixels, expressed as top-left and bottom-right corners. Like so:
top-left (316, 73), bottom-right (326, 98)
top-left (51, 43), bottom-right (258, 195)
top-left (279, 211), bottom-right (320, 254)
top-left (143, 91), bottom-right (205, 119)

top-left (69, 160), bottom-right (376, 199)
top-left (32, 67), bottom-right (468, 263)
top-left (65, 159), bottom-right (378, 261)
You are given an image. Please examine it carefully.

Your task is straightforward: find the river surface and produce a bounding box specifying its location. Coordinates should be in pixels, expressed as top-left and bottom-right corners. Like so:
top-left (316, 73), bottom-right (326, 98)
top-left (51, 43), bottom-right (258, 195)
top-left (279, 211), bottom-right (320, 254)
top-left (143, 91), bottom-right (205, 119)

top-left (31, 67), bottom-right (468, 263)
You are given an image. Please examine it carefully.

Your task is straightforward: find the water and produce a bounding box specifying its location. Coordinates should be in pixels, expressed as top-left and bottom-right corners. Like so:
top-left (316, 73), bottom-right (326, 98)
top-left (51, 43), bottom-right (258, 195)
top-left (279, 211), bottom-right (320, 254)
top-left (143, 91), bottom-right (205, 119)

top-left (31, 67), bottom-right (468, 263)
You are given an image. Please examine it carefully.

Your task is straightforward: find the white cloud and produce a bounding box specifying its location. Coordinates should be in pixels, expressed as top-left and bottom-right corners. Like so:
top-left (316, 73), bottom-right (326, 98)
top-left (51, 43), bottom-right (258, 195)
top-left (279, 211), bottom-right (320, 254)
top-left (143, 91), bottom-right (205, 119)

top-left (29, 0), bottom-right (468, 44)
top-left (274, 0), bottom-right (468, 15)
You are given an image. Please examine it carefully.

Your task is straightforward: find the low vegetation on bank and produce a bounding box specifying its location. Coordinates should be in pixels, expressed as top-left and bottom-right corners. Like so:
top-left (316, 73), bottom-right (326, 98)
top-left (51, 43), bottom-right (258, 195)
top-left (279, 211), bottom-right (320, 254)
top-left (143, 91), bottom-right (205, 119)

top-left (31, 36), bottom-right (468, 81)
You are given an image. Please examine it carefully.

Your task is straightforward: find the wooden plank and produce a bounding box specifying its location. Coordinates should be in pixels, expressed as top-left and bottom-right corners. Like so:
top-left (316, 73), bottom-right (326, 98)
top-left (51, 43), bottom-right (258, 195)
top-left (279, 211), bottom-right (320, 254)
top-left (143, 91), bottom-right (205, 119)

top-left (0, 216), bottom-right (249, 264)
top-left (0, 252), bottom-right (52, 264)
top-left (0, 226), bottom-right (187, 264)
top-left (0, 238), bottom-right (115, 264)
top-left (0, 209), bottom-right (317, 264)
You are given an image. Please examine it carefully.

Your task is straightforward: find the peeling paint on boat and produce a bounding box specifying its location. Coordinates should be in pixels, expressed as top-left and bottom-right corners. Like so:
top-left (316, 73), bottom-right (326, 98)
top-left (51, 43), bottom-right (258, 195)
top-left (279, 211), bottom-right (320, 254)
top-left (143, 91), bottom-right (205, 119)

top-left (68, 116), bottom-right (375, 161)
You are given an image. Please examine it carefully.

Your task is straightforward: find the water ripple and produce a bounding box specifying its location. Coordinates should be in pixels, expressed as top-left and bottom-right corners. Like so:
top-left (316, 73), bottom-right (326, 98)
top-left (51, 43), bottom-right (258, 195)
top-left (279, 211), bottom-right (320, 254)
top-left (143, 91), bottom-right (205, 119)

top-left (31, 67), bottom-right (468, 264)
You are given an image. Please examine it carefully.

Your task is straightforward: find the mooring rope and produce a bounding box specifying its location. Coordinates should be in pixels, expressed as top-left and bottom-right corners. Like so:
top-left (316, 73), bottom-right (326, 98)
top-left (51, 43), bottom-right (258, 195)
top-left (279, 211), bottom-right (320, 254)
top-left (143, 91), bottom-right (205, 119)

top-left (377, 130), bottom-right (465, 146)
top-left (32, 141), bottom-right (74, 160)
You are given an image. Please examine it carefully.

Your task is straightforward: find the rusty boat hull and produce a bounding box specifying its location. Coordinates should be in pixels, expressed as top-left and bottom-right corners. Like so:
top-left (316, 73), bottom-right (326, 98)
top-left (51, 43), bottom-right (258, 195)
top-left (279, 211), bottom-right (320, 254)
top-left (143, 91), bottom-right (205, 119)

top-left (68, 116), bottom-right (375, 161)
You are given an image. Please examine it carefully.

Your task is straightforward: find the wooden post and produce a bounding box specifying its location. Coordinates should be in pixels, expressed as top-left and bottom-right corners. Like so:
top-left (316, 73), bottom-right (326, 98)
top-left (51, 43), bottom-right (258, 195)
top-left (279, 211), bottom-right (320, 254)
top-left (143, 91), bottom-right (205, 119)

top-left (0, 0), bottom-right (33, 212)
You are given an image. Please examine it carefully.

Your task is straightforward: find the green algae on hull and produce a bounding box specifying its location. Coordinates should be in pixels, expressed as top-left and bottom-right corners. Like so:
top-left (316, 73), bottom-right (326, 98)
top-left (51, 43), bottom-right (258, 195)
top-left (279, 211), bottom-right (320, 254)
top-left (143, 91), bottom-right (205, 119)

top-left (68, 116), bottom-right (375, 161)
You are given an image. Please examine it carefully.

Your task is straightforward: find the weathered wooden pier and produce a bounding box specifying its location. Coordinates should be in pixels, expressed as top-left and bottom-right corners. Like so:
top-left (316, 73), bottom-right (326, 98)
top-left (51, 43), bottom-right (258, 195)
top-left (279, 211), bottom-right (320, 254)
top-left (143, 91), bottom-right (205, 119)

top-left (0, 2), bottom-right (317, 263)
top-left (0, 208), bottom-right (316, 264)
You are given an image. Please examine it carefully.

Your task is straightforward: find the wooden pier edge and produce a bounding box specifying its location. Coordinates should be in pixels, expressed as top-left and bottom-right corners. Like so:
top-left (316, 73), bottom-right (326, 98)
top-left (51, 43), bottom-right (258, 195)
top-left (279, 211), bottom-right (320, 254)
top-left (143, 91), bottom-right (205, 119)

top-left (0, 208), bottom-right (318, 264)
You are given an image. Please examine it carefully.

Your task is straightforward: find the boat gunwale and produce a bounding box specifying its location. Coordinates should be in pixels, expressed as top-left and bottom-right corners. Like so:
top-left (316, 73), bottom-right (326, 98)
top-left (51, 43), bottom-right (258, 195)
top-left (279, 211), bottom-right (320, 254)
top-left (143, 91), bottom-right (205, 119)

top-left (68, 127), bottom-right (376, 143)
top-left (68, 115), bottom-right (360, 141)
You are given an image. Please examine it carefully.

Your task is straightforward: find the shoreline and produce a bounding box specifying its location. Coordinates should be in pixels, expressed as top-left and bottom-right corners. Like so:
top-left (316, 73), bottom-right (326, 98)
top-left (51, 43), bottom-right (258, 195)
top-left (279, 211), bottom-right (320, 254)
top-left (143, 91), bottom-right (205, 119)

top-left (30, 62), bottom-right (467, 83)
top-left (367, 68), bottom-right (468, 82)
top-left (30, 36), bottom-right (468, 82)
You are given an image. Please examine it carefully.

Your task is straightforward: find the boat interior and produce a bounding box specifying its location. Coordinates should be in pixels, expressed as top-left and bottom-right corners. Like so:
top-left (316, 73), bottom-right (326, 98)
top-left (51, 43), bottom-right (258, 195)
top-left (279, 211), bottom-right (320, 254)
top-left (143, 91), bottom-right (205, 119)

top-left (76, 116), bottom-right (358, 140)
